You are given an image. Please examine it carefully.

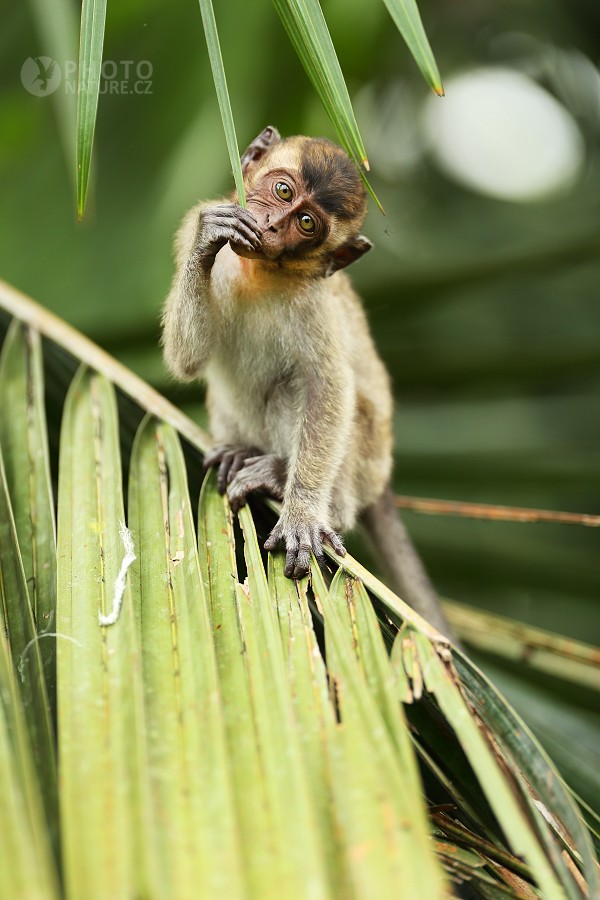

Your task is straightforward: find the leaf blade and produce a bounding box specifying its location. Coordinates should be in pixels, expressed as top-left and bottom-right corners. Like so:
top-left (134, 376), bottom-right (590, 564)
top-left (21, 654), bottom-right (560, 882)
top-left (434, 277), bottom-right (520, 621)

top-left (312, 565), bottom-right (449, 896)
top-left (129, 421), bottom-right (244, 898)
top-left (0, 630), bottom-right (59, 899)
top-left (0, 322), bottom-right (57, 711)
top-left (0, 432), bottom-right (57, 861)
top-left (197, 0), bottom-right (246, 206)
top-left (381, 0), bottom-right (444, 95)
top-left (56, 368), bottom-right (152, 898)
top-left (237, 506), bottom-right (331, 898)
top-left (76, 0), bottom-right (107, 218)
top-left (272, 0), bottom-right (384, 209)
top-left (454, 652), bottom-right (599, 896)
top-left (411, 629), bottom-right (573, 899)
top-left (198, 472), bottom-right (281, 894)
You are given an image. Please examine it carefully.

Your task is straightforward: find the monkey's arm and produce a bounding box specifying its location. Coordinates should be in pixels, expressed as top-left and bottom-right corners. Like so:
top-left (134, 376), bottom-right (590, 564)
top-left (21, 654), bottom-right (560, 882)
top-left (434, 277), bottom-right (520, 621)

top-left (264, 350), bottom-right (353, 577)
top-left (161, 202), bottom-right (262, 380)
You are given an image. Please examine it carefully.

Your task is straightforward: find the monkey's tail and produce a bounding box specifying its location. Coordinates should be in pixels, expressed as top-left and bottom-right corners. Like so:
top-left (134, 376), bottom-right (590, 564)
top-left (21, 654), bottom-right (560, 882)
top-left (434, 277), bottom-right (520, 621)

top-left (360, 485), bottom-right (455, 640)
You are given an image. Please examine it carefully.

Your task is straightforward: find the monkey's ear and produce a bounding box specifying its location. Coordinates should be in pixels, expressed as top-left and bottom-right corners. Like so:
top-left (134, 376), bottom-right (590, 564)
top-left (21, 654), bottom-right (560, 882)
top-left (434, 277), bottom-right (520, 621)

top-left (241, 126), bottom-right (281, 175)
top-left (325, 235), bottom-right (373, 276)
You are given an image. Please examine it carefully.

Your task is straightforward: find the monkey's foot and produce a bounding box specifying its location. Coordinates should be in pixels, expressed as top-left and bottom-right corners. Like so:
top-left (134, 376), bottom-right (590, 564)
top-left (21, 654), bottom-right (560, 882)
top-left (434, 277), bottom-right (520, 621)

top-left (227, 454), bottom-right (286, 512)
top-left (204, 444), bottom-right (262, 494)
top-left (264, 519), bottom-right (346, 579)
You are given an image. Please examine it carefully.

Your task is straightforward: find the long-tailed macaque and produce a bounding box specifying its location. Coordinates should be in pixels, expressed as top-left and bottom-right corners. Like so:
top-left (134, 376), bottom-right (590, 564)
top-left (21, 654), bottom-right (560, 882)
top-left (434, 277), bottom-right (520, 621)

top-left (162, 126), bottom-right (452, 637)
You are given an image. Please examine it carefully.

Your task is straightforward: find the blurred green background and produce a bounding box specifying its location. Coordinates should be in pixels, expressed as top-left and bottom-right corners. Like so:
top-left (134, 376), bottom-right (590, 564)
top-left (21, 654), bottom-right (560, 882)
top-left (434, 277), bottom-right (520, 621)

top-left (1, 0), bottom-right (599, 802)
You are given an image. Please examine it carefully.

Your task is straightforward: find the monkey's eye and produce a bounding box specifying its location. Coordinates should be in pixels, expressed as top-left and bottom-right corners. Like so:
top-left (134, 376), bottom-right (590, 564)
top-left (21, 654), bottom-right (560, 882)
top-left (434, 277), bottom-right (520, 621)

top-left (275, 182), bottom-right (292, 201)
top-left (298, 213), bottom-right (315, 234)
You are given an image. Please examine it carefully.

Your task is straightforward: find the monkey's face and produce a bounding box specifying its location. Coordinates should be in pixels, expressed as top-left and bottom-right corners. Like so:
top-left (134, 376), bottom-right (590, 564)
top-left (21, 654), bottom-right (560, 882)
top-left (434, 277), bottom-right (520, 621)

top-left (233, 167), bottom-right (326, 263)
top-left (233, 131), bottom-right (372, 276)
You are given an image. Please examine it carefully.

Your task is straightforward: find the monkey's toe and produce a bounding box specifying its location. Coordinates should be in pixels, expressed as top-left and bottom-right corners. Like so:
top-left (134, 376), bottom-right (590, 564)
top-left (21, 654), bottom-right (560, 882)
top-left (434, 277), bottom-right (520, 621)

top-left (204, 444), bottom-right (261, 494)
top-left (204, 443), bottom-right (233, 469)
top-left (266, 520), bottom-right (343, 580)
top-left (226, 449), bottom-right (256, 485)
top-left (227, 455), bottom-right (286, 510)
top-left (322, 528), bottom-right (346, 557)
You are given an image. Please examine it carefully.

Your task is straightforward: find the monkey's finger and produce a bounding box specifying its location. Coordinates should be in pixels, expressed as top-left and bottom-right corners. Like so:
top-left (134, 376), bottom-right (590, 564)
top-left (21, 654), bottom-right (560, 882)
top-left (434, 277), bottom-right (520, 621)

top-left (233, 222), bottom-right (263, 247)
top-left (322, 530), bottom-right (346, 557)
top-left (231, 205), bottom-right (262, 235)
top-left (309, 529), bottom-right (326, 570)
top-left (217, 451), bottom-right (235, 493)
top-left (210, 206), bottom-right (262, 239)
top-left (227, 240), bottom-right (257, 255)
top-left (209, 217), bottom-right (262, 247)
top-left (209, 204), bottom-right (252, 223)
top-left (204, 452), bottom-right (224, 469)
top-left (282, 532), bottom-right (300, 577)
top-left (204, 444), bottom-right (231, 469)
top-left (203, 218), bottom-right (257, 249)
top-left (285, 550), bottom-right (300, 578)
top-left (291, 527), bottom-right (311, 578)
top-left (227, 451), bottom-right (249, 484)
top-left (264, 525), bottom-right (283, 552)
top-left (293, 543), bottom-right (311, 579)
top-left (223, 229), bottom-right (258, 252)
top-left (227, 486), bottom-right (248, 514)
top-left (207, 224), bottom-right (256, 251)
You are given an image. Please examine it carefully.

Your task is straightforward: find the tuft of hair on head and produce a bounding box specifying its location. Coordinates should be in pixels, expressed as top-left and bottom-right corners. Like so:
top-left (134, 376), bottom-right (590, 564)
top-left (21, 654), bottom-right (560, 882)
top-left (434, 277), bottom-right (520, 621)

top-left (299, 138), bottom-right (367, 224)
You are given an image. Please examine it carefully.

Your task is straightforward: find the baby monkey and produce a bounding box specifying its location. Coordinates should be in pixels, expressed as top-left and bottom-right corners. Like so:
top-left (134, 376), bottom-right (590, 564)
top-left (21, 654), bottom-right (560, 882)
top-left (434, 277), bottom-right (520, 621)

top-left (162, 126), bottom-right (452, 636)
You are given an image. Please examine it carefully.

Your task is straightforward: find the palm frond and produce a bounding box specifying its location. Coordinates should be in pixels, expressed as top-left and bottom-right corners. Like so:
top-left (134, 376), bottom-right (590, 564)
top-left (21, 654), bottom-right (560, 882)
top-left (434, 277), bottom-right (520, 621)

top-left (0, 279), bottom-right (597, 898)
top-left (76, 0), bottom-right (107, 219)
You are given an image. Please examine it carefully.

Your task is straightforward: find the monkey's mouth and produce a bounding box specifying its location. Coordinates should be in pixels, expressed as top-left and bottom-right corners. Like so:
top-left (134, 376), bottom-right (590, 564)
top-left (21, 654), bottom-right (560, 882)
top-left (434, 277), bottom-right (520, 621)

top-left (229, 240), bottom-right (282, 262)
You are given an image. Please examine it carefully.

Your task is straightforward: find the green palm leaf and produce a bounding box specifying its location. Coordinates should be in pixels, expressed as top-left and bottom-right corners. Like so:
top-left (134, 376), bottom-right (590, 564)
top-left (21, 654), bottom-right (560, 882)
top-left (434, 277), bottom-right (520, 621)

top-left (76, 0), bottom-right (107, 219)
top-left (272, 0), bottom-right (369, 168)
top-left (197, 0), bottom-right (247, 207)
top-left (0, 322), bottom-right (57, 709)
top-left (381, 0), bottom-right (444, 95)
top-left (130, 417), bottom-right (244, 895)
top-left (0, 629), bottom-right (59, 899)
top-left (0, 278), bottom-right (597, 898)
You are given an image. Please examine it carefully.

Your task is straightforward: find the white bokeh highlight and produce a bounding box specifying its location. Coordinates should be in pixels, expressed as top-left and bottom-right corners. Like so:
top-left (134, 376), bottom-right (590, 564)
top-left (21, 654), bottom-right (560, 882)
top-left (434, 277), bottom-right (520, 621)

top-left (423, 68), bottom-right (585, 201)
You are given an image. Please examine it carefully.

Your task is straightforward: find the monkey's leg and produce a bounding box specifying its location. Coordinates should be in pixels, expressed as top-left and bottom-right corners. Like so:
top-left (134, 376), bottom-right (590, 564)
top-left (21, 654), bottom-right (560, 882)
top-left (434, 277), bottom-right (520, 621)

top-left (204, 444), bottom-right (262, 494)
top-left (226, 454), bottom-right (287, 512)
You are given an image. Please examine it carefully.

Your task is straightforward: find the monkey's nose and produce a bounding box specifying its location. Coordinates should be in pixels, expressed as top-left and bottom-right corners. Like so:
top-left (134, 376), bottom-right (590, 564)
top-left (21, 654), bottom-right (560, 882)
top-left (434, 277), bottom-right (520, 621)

top-left (265, 211), bottom-right (286, 233)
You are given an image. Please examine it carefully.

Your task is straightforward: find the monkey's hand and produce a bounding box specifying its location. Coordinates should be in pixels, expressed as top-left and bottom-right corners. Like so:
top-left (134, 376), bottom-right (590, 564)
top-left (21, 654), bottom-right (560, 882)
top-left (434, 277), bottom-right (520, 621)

top-left (227, 454), bottom-right (286, 512)
top-left (194, 205), bottom-right (262, 268)
top-left (264, 517), bottom-right (346, 579)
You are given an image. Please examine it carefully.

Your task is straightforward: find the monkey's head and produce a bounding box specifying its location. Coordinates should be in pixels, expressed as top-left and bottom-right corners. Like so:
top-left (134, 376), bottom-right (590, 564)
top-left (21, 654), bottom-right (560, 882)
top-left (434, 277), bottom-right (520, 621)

top-left (233, 126), bottom-right (372, 277)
